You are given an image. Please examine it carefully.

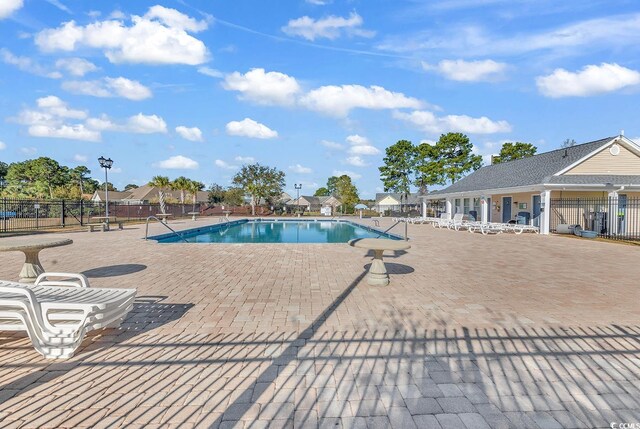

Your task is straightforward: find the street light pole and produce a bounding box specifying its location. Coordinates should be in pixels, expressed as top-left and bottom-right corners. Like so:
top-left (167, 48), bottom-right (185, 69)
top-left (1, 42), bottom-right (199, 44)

top-left (294, 183), bottom-right (302, 216)
top-left (98, 156), bottom-right (113, 228)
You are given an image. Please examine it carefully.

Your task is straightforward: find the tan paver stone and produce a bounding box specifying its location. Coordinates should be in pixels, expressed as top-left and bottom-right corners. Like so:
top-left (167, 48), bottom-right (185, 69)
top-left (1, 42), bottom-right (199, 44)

top-left (0, 218), bottom-right (639, 428)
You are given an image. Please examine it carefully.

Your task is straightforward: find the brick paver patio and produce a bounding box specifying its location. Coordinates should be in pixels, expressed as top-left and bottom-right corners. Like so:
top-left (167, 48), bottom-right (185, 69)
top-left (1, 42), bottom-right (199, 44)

top-left (0, 217), bottom-right (639, 428)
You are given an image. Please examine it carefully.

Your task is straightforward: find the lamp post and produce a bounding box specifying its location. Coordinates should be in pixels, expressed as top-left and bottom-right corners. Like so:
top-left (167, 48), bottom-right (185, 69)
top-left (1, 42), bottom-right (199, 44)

top-left (98, 156), bottom-right (113, 227)
top-left (294, 183), bottom-right (302, 216)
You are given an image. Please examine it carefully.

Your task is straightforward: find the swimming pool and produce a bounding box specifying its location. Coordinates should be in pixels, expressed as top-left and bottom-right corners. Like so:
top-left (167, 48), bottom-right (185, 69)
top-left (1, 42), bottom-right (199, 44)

top-left (149, 219), bottom-right (402, 243)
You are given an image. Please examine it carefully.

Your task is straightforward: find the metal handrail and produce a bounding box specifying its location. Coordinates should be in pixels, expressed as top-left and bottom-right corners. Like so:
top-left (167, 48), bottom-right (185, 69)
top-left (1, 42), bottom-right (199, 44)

top-left (376, 220), bottom-right (408, 241)
top-left (144, 216), bottom-right (189, 243)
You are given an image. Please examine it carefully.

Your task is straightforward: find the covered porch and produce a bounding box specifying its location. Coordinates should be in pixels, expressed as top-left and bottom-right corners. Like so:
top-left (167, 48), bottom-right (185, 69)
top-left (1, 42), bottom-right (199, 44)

top-left (424, 186), bottom-right (640, 236)
top-left (423, 187), bottom-right (548, 232)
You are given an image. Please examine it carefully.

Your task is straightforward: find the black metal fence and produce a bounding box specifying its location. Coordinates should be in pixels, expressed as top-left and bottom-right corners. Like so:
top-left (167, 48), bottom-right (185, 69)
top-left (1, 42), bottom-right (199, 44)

top-left (0, 198), bottom-right (208, 233)
top-left (550, 196), bottom-right (640, 241)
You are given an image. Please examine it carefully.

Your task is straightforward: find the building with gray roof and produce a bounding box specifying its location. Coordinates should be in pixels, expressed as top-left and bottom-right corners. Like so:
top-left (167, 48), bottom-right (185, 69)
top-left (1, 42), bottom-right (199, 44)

top-left (424, 135), bottom-right (640, 234)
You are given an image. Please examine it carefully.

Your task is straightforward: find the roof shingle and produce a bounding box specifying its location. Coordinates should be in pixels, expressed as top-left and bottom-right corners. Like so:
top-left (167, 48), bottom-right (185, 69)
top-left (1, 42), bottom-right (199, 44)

top-left (429, 137), bottom-right (615, 195)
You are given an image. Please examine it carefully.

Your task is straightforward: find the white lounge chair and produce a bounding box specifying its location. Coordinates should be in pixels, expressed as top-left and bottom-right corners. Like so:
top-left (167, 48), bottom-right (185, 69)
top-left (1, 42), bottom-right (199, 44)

top-left (468, 222), bottom-right (503, 235)
top-left (433, 213), bottom-right (453, 228)
top-left (446, 213), bottom-right (465, 230)
top-left (0, 273), bottom-right (136, 359)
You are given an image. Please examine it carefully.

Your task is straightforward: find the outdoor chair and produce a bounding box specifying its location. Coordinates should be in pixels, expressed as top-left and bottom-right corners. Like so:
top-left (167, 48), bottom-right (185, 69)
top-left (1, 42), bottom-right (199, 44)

top-left (446, 213), bottom-right (465, 230)
top-left (0, 273), bottom-right (136, 359)
top-left (433, 213), bottom-right (453, 228)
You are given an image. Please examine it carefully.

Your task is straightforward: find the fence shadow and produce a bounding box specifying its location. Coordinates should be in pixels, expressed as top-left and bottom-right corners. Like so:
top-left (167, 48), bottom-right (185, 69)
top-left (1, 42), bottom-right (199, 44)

top-left (0, 296), bottom-right (193, 395)
top-left (1, 273), bottom-right (639, 428)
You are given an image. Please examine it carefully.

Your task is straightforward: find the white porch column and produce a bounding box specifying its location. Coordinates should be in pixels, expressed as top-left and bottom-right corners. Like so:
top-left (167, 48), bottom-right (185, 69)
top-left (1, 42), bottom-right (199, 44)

top-left (445, 199), bottom-right (452, 219)
top-left (422, 199), bottom-right (427, 220)
top-left (608, 191), bottom-right (619, 235)
top-left (541, 190), bottom-right (551, 235)
top-left (481, 196), bottom-right (489, 223)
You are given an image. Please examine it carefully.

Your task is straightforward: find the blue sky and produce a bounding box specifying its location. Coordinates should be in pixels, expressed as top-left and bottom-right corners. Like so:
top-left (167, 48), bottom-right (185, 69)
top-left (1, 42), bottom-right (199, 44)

top-left (1, 0), bottom-right (640, 198)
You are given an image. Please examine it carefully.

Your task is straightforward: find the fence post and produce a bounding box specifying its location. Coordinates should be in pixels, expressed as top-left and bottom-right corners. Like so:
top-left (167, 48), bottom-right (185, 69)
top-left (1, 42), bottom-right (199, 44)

top-left (61, 200), bottom-right (66, 227)
top-left (2, 198), bottom-right (6, 233)
top-left (80, 199), bottom-right (84, 226)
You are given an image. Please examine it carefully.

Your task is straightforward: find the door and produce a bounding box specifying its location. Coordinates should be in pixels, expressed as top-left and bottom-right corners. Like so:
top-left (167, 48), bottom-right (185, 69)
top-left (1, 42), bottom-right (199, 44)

top-left (532, 195), bottom-right (541, 227)
top-left (502, 197), bottom-right (512, 223)
top-left (618, 194), bottom-right (627, 235)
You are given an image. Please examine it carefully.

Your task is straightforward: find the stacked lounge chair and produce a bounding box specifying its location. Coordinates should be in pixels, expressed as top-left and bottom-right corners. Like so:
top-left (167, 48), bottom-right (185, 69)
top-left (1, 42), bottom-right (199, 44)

top-left (0, 273), bottom-right (136, 359)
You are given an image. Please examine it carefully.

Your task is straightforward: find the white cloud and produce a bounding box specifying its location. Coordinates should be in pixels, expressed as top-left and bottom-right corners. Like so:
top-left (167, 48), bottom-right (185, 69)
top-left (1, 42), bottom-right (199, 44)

top-left (235, 156), bottom-right (256, 163)
top-left (346, 134), bottom-right (368, 145)
top-left (14, 96), bottom-right (169, 142)
top-left (346, 134), bottom-right (380, 155)
top-left (422, 59), bottom-right (507, 82)
top-left (13, 96), bottom-right (102, 141)
top-left (345, 156), bottom-right (368, 167)
top-left (35, 5), bottom-right (209, 65)
top-left (223, 68), bottom-right (300, 106)
top-left (175, 126), bottom-right (203, 142)
top-left (0, 0), bottom-right (23, 19)
top-left (320, 140), bottom-right (343, 150)
top-left (73, 154), bottom-right (88, 162)
top-left (144, 5), bottom-right (209, 32)
top-left (1, 49), bottom-right (62, 78)
top-left (198, 66), bottom-right (223, 78)
top-left (306, 0), bottom-right (331, 4)
top-left (282, 12), bottom-right (374, 41)
top-left (156, 155), bottom-right (198, 170)
top-left (0, 141), bottom-right (6, 150)
top-left (84, 113), bottom-right (167, 134)
top-left (20, 147), bottom-right (37, 155)
top-left (300, 84), bottom-right (423, 117)
top-left (55, 57), bottom-right (98, 76)
top-left (332, 170), bottom-right (362, 180)
top-left (377, 13), bottom-right (640, 58)
top-left (62, 76), bottom-right (152, 100)
top-left (36, 95), bottom-right (87, 119)
top-left (29, 124), bottom-right (101, 142)
top-left (109, 10), bottom-right (126, 19)
top-left (125, 113), bottom-right (167, 134)
top-left (289, 164), bottom-right (312, 174)
top-left (215, 159), bottom-right (237, 170)
top-left (84, 115), bottom-right (116, 131)
top-left (226, 118), bottom-right (278, 139)
top-left (536, 63), bottom-right (640, 98)
top-left (45, 0), bottom-right (71, 14)
top-left (393, 110), bottom-right (512, 134)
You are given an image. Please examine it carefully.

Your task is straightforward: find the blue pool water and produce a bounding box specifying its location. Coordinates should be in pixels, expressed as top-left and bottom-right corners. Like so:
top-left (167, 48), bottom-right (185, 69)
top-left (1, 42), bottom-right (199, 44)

top-left (150, 219), bottom-right (402, 243)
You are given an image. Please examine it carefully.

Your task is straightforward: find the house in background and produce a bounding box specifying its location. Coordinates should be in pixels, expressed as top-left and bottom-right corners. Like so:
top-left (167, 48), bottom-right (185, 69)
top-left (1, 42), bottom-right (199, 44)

top-left (91, 190), bottom-right (133, 203)
top-left (425, 135), bottom-right (640, 235)
top-left (374, 193), bottom-right (421, 213)
top-left (288, 196), bottom-right (342, 214)
top-left (91, 184), bottom-right (209, 205)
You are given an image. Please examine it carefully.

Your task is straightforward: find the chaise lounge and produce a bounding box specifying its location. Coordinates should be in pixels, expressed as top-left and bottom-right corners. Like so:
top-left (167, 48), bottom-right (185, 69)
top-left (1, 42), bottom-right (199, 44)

top-left (0, 273), bottom-right (136, 359)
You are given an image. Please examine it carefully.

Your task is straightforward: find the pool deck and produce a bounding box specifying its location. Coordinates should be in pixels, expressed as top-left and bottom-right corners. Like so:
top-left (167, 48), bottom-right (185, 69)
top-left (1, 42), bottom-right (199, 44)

top-left (0, 216), bottom-right (639, 428)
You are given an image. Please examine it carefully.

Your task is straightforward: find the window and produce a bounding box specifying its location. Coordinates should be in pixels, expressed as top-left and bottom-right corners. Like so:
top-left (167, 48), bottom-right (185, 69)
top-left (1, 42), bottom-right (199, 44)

top-left (463, 198), bottom-right (470, 214)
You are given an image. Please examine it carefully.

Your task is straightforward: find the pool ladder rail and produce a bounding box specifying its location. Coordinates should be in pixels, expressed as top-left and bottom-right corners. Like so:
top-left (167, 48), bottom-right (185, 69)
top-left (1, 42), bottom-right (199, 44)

top-left (144, 216), bottom-right (189, 243)
top-left (376, 219), bottom-right (408, 241)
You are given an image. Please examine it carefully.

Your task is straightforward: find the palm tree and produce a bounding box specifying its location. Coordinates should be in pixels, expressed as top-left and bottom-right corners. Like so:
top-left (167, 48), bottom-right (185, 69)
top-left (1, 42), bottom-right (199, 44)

top-left (187, 180), bottom-right (205, 213)
top-left (149, 175), bottom-right (171, 214)
top-left (171, 176), bottom-right (191, 214)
